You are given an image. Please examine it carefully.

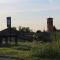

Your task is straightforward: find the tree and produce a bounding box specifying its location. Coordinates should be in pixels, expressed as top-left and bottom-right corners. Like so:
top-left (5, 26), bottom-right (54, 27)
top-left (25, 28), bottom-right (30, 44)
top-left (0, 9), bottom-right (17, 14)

top-left (21, 27), bottom-right (26, 33)
top-left (25, 27), bottom-right (32, 33)
top-left (19, 26), bottom-right (22, 32)
top-left (18, 26), bottom-right (32, 33)
top-left (33, 30), bottom-right (41, 40)
top-left (53, 26), bottom-right (57, 32)
top-left (12, 27), bottom-right (17, 30)
top-left (36, 30), bottom-right (41, 33)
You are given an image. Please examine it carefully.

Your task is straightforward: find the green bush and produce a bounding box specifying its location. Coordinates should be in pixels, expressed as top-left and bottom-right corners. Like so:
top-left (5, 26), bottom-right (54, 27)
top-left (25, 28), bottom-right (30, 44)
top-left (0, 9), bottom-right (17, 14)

top-left (31, 41), bottom-right (60, 59)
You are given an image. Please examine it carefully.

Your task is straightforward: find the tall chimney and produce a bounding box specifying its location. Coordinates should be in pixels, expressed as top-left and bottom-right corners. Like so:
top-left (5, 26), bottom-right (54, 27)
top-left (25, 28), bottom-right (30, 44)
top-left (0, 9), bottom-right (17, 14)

top-left (47, 18), bottom-right (53, 32)
top-left (7, 17), bottom-right (11, 28)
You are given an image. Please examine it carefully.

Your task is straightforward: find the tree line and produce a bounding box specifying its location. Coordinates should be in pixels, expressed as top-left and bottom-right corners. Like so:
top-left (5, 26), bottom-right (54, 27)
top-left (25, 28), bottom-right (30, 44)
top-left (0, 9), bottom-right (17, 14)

top-left (12, 26), bottom-right (57, 42)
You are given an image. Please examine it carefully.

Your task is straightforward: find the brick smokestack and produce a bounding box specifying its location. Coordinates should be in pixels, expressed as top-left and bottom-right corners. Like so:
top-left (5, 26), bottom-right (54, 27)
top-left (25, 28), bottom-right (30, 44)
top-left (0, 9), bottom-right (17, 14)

top-left (7, 17), bottom-right (11, 28)
top-left (47, 18), bottom-right (53, 32)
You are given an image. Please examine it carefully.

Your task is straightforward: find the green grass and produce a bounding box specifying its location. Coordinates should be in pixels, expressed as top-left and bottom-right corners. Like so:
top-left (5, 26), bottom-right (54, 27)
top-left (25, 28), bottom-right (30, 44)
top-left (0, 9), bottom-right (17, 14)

top-left (0, 31), bottom-right (60, 60)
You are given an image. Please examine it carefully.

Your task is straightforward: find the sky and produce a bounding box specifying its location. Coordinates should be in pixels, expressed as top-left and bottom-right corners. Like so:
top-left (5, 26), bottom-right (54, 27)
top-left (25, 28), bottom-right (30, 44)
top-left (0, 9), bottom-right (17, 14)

top-left (0, 0), bottom-right (60, 31)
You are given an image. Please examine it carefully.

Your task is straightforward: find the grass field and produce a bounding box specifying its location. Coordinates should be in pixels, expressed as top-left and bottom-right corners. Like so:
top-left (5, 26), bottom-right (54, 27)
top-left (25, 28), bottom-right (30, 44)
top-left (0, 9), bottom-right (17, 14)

top-left (0, 32), bottom-right (60, 60)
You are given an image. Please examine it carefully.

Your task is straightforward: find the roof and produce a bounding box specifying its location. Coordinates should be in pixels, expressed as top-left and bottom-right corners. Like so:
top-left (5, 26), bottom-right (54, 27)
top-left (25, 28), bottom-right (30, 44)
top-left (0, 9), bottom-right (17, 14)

top-left (0, 28), bottom-right (19, 36)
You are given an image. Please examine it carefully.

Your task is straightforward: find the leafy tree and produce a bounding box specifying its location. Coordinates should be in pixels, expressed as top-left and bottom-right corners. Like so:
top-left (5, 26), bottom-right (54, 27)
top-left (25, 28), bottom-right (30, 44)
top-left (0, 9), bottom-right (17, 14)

top-left (21, 27), bottom-right (26, 33)
top-left (12, 27), bottom-right (17, 30)
top-left (18, 26), bottom-right (32, 33)
top-left (36, 30), bottom-right (41, 33)
top-left (53, 26), bottom-right (57, 32)
top-left (19, 26), bottom-right (22, 32)
top-left (34, 30), bottom-right (41, 40)
top-left (25, 27), bottom-right (32, 33)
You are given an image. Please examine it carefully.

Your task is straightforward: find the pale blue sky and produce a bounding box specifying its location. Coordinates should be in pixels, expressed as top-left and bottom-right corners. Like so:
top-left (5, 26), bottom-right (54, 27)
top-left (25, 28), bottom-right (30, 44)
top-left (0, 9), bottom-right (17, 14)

top-left (0, 0), bottom-right (60, 31)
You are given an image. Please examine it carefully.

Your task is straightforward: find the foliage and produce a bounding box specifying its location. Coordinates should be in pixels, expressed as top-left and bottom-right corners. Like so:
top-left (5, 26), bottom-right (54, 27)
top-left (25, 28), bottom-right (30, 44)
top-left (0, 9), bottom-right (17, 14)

top-left (18, 26), bottom-right (32, 33)
top-left (0, 31), bottom-right (60, 60)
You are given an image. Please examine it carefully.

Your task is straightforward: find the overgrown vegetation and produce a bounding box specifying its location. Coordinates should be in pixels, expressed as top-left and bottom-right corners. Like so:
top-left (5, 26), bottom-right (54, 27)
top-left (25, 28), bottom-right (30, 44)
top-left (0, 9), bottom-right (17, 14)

top-left (0, 31), bottom-right (60, 60)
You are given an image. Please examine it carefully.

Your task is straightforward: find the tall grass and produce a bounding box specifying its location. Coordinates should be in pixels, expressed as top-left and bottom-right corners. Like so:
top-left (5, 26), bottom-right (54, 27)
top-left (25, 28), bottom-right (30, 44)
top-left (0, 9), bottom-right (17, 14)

top-left (0, 31), bottom-right (60, 60)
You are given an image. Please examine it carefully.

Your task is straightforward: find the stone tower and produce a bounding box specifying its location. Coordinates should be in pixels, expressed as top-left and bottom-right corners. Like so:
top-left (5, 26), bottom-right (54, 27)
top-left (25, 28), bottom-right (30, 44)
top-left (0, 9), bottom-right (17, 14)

top-left (47, 18), bottom-right (53, 32)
